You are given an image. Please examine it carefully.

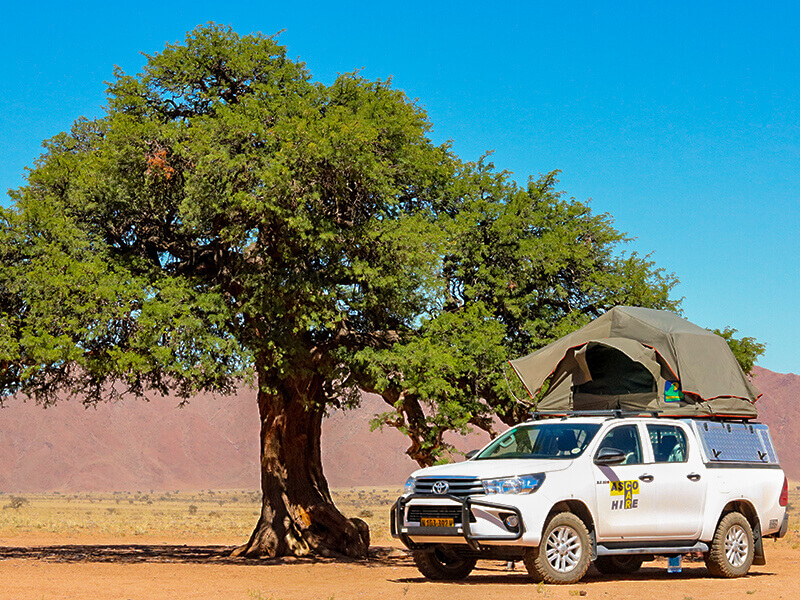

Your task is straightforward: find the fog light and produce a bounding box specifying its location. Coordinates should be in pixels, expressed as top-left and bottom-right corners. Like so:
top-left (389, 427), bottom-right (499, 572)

top-left (503, 514), bottom-right (519, 531)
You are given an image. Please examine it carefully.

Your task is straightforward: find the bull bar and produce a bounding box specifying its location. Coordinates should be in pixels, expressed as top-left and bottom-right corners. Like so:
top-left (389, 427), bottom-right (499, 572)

top-left (391, 493), bottom-right (525, 551)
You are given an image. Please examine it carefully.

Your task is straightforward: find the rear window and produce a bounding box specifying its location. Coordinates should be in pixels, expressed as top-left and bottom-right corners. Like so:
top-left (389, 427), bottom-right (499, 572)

top-left (691, 421), bottom-right (779, 465)
top-left (647, 424), bottom-right (688, 463)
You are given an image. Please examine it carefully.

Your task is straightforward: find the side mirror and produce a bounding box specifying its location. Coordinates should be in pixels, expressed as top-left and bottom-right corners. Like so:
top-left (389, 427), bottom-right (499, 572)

top-left (465, 449), bottom-right (480, 460)
top-left (594, 447), bottom-right (626, 466)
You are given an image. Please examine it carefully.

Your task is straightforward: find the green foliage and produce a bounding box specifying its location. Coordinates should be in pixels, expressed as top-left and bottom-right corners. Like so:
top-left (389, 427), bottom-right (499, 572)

top-left (354, 160), bottom-right (680, 465)
top-left (1, 23), bottom-right (695, 472)
top-left (711, 327), bottom-right (766, 375)
top-left (1, 23), bottom-right (449, 407)
top-left (0, 194), bottom-right (245, 403)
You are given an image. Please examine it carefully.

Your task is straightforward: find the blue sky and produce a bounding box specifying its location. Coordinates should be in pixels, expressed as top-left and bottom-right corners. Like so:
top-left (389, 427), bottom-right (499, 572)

top-left (3, 1), bottom-right (799, 374)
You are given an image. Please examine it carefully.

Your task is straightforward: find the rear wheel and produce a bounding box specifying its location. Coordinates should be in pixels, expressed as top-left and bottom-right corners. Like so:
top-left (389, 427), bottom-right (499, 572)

top-left (412, 547), bottom-right (477, 580)
top-left (524, 512), bottom-right (591, 584)
top-left (593, 555), bottom-right (644, 575)
top-left (705, 512), bottom-right (754, 578)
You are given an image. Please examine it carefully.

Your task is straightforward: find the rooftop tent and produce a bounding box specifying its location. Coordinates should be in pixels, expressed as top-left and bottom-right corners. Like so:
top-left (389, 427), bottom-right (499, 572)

top-left (509, 306), bottom-right (760, 418)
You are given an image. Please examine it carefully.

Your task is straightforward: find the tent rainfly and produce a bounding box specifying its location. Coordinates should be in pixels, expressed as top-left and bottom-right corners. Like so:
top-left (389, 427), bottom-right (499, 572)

top-left (509, 306), bottom-right (760, 418)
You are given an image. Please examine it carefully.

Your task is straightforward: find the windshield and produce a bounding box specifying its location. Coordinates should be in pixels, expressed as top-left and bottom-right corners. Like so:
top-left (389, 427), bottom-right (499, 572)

top-left (475, 422), bottom-right (602, 460)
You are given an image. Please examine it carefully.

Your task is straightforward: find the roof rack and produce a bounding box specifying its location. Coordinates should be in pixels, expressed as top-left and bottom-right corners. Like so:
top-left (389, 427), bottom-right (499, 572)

top-left (529, 410), bottom-right (758, 423)
top-left (530, 410), bottom-right (660, 420)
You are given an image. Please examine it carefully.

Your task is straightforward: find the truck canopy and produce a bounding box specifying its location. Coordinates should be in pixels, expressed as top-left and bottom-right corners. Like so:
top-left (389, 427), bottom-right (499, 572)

top-left (509, 306), bottom-right (759, 418)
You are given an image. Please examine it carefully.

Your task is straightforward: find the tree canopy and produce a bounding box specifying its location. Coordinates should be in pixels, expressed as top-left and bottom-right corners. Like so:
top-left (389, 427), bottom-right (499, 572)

top-left (0, 23), bottom-right (758, 557)
top-left (353, 161), bottom-right (680, 465)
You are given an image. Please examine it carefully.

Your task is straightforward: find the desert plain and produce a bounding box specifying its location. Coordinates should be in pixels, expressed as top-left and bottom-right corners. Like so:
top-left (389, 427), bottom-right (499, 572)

top-left (0, 486), bottom-right (798, 600)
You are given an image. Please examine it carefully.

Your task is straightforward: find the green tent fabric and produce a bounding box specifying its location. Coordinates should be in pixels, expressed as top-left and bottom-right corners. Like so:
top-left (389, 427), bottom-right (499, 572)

top-left (509, 306), bottom-right (759, 418)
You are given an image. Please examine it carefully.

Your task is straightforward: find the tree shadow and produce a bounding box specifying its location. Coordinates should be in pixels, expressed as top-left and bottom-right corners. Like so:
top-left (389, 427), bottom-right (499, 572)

top-left (0, 544), bottom-right (413, 567)
top-left (0, 544), bottom-right (261, 565)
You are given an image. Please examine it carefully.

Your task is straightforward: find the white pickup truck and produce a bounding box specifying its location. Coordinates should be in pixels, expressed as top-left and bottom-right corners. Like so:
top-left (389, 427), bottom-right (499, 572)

top-left (391, 413), bottom-right (789, 584)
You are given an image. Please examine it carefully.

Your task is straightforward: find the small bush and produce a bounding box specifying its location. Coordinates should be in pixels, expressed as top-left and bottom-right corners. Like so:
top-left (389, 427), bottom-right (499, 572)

top-left (3, 496), bottom-right (29, 510)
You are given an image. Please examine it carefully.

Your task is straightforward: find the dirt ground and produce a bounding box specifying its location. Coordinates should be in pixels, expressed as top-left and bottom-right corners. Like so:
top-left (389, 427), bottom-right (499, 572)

top-left (1, 535), bottom-right (798, 600)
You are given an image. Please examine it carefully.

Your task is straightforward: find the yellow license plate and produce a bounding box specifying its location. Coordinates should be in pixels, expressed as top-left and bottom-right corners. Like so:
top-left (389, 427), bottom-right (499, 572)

top-left (421, 518), bottom-right (455, 528)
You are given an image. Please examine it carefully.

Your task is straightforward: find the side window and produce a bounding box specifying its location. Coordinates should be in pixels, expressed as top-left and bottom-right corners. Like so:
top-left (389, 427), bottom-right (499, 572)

top-left (647, 424), bottom-right (688, 463)
top-left (597, 425), bottom-right (643, 465)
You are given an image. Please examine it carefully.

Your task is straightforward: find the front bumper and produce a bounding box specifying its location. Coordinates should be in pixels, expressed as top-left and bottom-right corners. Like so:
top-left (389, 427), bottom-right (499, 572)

top-left (391, 493), bottom-right (525, 551)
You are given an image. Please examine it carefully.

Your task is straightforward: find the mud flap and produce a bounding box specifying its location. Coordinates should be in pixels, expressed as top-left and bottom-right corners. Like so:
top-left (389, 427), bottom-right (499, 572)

top-left (753, 522), bottom-right (766, 566)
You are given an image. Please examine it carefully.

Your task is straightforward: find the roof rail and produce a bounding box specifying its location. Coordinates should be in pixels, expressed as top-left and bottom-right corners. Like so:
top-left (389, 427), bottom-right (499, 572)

top-left (529, 410), bottom-right (757, 423)
top-left (530, 410), bottom-right (661, 419)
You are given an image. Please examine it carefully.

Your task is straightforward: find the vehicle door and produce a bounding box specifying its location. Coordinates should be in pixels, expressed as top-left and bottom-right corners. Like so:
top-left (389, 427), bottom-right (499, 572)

top-left (646, 422), bottom-right (706, 539)
top-left (592, 423), bottom-right (659, 541)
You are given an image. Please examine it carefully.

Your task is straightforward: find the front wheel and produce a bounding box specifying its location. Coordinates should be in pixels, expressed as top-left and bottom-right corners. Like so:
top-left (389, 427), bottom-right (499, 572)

top-left (705, 512), bottom-right (754, 578)
top-left (412, 547), bottom-right (477, 580)
top-left (524, 512), bottom-right (591, 584)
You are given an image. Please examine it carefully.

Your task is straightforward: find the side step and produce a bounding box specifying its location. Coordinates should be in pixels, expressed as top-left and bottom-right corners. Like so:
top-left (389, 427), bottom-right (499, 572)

top-left (597, 542), bottom-right (709, 556)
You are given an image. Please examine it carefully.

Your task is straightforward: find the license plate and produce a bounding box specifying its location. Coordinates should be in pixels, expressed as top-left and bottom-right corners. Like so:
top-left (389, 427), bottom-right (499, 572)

top-left (421, 518), bottom-right (455, 528)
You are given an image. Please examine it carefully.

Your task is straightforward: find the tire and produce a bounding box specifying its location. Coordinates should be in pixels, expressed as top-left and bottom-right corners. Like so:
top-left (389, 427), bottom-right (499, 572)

top-left (593, 555), bottom-right (644, 575)
top-left (704, 512), bottom-right (754, 578)
top-left (524, 512), bottom-right (592, 584)
top-left (412, 547), bottom-right (477, 580)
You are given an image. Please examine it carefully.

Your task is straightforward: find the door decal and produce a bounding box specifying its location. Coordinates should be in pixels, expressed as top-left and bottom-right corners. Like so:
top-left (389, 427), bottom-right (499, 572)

top-left (609, 480), bottom-right (639, 510)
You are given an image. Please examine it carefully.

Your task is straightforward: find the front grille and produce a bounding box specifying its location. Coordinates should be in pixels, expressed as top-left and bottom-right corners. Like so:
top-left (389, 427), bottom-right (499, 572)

top-left (414, 476), bottom-right (483, 498)
top-left (406, 505), bottom-right (476, 524)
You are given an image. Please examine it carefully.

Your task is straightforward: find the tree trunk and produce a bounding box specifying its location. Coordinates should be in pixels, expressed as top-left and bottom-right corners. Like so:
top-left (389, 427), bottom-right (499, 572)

top-left (378, 388), bottom-right (443, 468)
top-left (233, 370), bottom-right (369, 558)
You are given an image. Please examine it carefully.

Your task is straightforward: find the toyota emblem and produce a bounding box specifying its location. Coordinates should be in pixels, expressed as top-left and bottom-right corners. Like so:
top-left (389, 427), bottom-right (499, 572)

top-left (432, 480), bottom-right (450, 494)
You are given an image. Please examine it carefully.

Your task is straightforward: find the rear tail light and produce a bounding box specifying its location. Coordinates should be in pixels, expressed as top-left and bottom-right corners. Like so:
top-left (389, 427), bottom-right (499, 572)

top-left (779, 476), bottom-right (788, 507)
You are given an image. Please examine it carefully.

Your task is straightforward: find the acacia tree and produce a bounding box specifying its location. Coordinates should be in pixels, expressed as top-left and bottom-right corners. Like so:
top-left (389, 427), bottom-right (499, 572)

top-left (1, 24), bottom-right (453, 558)
top-left (354, 161), bottom-right (681, 466)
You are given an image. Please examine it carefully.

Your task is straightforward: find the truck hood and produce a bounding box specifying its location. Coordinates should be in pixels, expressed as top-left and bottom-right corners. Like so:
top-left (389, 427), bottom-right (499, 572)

top-left (410, 458), bottom-right (573, 480)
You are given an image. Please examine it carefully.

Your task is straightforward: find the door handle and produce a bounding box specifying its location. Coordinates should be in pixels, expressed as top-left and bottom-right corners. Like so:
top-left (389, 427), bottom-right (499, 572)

top-left (687, 473), bottom-right (701, 482)
top-left (639, 474), bottom-right (654, 482)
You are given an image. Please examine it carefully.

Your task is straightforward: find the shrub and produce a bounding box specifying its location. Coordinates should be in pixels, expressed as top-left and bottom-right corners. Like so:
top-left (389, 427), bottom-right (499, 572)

top-left (3, 496), bottom-right (28, 510)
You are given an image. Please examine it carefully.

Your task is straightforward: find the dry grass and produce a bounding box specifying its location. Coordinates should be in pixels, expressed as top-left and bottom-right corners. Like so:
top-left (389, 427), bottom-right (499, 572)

top-left (331, 486), bottom-right (403, 545)
top-left (0, 487), bottom-right (403, 544)
top-left (0, 483), bottom-right (794, 549)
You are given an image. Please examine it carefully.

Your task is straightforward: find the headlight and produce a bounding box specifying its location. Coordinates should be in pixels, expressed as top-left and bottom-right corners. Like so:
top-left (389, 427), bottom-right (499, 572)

top-left (482, 473), bottom-right (545, 495)
top-left (404, 477), bottom-right (415, 494)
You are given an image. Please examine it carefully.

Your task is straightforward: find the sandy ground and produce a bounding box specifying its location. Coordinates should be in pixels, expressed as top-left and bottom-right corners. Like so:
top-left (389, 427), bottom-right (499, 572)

top-left (0, 536), bottom-right (798, 600)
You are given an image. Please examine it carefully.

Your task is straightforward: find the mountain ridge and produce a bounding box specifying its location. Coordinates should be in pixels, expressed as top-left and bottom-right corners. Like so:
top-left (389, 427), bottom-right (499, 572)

top-left (0, 367), bottom-right (795, 492)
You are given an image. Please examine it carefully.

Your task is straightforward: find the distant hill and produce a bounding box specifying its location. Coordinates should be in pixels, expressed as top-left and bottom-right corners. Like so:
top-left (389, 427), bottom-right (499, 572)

top-left (0, 367), bottom-right (795, 492)
top-left (0, 386), bottom-right (469, 492)
top-left (0, 388), bottom-right (261, 492)
top-left (748, 367), bottom-right (800, 480)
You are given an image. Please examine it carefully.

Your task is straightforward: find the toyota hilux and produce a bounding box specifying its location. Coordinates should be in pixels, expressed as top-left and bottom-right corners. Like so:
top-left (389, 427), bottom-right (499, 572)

top-left (391, 413), bottom-right (789, 584)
